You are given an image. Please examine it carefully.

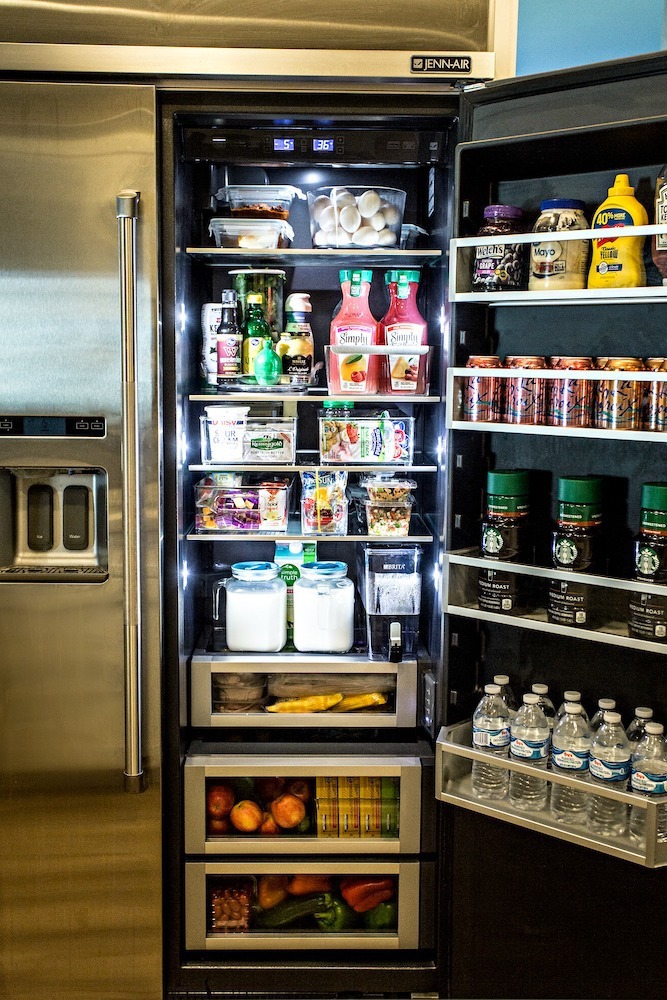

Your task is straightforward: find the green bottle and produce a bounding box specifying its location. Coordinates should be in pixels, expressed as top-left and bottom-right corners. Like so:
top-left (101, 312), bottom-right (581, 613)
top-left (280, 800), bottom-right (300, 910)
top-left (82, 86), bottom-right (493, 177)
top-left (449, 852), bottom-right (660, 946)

top-left (242, 293), bottom-right (271, 376)
top-left (254, 337), bottom-right (282, 386)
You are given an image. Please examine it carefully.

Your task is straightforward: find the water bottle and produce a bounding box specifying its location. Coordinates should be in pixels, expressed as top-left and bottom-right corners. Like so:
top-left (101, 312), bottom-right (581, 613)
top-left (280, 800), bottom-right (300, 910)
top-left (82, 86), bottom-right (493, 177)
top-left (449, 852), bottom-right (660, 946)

top-left (590, 698), bottom-right (616, 733)
top-left (531, 683), bottom-right (556, 731)
top-left (509, 693), bottom-right (550, 811)
top-left (626, 706), bottom-right (654, 754)
top-left (471, 683), bottom-right (511, 800)
top-left (556, 690), bottom-right (589, 724)
top-left (493, 673), bottom-right (519, 717)
top-left (550, 704), bottom-right (591, 824)
top-left (629, 722), bottom-right (667, 844)
top-left (587, 711), bottom-right (631, 836)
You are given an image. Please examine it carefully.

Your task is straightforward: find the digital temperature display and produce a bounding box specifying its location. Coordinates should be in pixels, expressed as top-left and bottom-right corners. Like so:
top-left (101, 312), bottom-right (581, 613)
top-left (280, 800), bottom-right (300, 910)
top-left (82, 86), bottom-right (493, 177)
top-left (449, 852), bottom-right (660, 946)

top-left (313, 138), bottom-right (335, 152)
top-left (273, 138), bottom-right (295, 152)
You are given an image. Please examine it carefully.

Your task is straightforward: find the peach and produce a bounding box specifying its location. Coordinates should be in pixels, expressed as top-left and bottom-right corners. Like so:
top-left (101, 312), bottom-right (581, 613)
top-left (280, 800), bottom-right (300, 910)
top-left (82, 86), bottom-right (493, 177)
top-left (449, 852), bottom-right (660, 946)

top-left (270, 792), bottom-right (307, 829)
top-left (229, 799), bottom-right (263, 833)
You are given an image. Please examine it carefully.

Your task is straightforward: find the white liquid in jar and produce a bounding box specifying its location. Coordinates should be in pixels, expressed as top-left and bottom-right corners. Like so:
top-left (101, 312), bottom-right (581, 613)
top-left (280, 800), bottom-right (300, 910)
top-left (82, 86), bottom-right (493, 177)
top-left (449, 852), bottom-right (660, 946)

top-left (293, 579), bottom-right (354, 652)
top-left (226, 588), bottom-right (286, 652)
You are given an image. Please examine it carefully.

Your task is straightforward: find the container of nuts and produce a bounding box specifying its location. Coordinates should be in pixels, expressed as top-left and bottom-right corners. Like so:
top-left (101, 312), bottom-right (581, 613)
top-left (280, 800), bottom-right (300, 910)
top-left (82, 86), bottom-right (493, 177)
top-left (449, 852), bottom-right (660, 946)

top-left (360, 474), bottom-right (417, 536)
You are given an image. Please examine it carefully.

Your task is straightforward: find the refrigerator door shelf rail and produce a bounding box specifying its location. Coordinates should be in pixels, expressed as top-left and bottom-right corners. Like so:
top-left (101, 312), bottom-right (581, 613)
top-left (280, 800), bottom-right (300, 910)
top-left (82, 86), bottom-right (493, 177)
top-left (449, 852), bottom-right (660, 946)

top-left (186, 247), bottom-right (442, 268)
top-left (436, 721), bottom-right (667, 868)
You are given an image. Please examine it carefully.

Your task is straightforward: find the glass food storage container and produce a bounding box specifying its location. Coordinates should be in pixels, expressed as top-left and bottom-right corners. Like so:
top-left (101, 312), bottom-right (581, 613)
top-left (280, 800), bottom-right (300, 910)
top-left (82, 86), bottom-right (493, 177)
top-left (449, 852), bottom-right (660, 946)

top-left (208, 219), bottom-right (294, 249)
top-left (215, 184), bottom-right (306, 220)
top-left (308, 186), bottom-right (406, 248)
top-left (293, 561), bottom-right (355, 653)
top-left (225, 561), bottom-right (287, 652)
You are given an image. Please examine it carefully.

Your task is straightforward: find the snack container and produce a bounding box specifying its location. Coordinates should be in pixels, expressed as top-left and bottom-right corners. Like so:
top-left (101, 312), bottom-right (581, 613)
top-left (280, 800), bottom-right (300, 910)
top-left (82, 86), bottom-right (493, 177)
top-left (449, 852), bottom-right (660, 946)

top-left (319, 413), bottom-right (415, 464)
top-left (308, 186), bottom-right (406, 248)
top-left (399, 224), bottom-right (429, 249)
top-left (300, 498), bottom-right (349, 535)
top-left (194, 475), bottom-right (291, 532)
top-left (215, 184), bottom-right (306, 220)
top-left (208, 218), bottom-right (294, 249)
top-left (360, 474), bottom-right (417, 502)
top-left (242, 417), bottom-right (297, 463)
top-left (363, 498), bottom-right (414, 536)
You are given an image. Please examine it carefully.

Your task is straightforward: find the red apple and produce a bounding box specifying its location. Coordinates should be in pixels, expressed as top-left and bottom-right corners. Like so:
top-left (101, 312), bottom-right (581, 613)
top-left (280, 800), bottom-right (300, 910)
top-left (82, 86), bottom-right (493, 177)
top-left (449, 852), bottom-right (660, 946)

top-left (208, 816), bottom-right (231, 835)
top-left (229, 799), bottom-right (263, 833)
top-left (270, 792), bottom-right (306, 830)
top-left (206, 781), bottom-right (235, 819)
top-left (285, 779), bottom-right (312, 803)
top-left (256, 776), bottom-right (286, 803)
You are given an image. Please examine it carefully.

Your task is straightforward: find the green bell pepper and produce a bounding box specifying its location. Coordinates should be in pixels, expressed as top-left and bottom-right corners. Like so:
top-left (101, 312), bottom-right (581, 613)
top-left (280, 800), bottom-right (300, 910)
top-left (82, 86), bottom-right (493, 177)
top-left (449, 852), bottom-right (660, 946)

top-left (362, 899), bottom-right (398, 931)
top-left (313, 893), bottom-right (358, 932)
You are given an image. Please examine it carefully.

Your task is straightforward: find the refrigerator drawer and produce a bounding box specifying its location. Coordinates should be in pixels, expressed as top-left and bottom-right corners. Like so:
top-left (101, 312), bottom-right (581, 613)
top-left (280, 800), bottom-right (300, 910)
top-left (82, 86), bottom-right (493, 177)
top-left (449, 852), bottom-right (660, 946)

top-left (184, 752), bottom-right (422, 854)
top-left (436, 721), bottom-right (667, 868)
top-left (190, 653), bottom-right (417, 728)
top-left (184, 859), bottom-right (423, 950)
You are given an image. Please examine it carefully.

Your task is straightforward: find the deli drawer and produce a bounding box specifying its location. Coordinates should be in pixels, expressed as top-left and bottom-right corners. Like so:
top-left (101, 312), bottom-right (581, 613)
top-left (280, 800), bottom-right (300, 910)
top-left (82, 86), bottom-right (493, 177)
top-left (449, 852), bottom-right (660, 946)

top-left (184, 750), bottom-right (426, 855)
top-left (190, 653), bottom-right (417, 728)
top-left (184, 860), bottom-right (425, 951)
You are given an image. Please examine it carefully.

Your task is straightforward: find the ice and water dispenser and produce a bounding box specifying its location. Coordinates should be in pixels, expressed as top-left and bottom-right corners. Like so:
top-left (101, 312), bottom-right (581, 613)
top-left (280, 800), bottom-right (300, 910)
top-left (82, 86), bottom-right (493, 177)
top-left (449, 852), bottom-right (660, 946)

top-left (0, 415), bottom-right (108, 581)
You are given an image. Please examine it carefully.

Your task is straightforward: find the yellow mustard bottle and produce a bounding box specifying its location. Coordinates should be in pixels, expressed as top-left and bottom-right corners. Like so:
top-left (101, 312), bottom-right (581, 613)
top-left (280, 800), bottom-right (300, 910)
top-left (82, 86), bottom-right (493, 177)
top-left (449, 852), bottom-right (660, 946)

top-left (587, 174), bottom-right (648, 289)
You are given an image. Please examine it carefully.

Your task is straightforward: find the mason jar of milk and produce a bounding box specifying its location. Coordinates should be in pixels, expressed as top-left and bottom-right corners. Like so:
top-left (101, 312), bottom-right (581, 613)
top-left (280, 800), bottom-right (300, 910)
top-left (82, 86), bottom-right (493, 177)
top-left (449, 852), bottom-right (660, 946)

top-left (293, 561), bottom-right (354, 652)
top-left (529, 199), bottom-right (589, 291)
top-left (225, 561), bottom-right (286, 652)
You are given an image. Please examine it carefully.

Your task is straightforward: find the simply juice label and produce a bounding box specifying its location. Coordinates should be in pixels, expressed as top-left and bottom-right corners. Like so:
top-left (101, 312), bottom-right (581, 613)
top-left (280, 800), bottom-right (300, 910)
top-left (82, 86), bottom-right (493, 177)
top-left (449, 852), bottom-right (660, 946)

top-left (333, 325), bottom-right (374, 391)
top-left (384, 323), bottom-right (422, 391)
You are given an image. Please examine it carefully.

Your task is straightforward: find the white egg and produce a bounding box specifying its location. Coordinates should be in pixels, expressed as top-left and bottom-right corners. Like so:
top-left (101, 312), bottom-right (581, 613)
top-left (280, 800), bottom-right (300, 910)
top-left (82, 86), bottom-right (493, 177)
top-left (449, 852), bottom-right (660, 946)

top-left (318, 205), bottom-right (337, 232)
top-left (332, 227), bottom-right (352, 246)
top-left (311, 195), bottom-right (332, 222)
top-left (352, 225), bottom-right (378, 246)
top-left (376, 227), bottom-right (398, 246)
top-left (381, 204), bottom-right (401, 227)
top-left (369, 210), bottom-right (386, 232)
top-left (339, 204), bottom-right (361, 233)
top-left (331, 188), bottom-right (356, 209)
top-left (313, 228), bottom-right (332, 246)
top-left (357, 189), bottom-right (382, 218)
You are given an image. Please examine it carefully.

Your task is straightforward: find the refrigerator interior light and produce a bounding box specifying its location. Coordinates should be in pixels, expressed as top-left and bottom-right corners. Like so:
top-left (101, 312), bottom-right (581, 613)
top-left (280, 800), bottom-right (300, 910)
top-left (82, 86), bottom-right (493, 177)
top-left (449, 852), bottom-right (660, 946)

top-left (178, 430), bottom-right (187, 466)
top-left (179, 301), bottom-right (186, 333)
top-left (439, 303), bottom-right (446, 335)
top-left (181, 558), bottom-right (189, 590)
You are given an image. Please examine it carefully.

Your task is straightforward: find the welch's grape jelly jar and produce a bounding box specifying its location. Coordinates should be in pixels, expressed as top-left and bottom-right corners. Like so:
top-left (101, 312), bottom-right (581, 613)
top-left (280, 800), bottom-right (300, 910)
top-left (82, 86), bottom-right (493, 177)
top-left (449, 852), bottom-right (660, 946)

top-left (471, 205), bottom-right (526, 292)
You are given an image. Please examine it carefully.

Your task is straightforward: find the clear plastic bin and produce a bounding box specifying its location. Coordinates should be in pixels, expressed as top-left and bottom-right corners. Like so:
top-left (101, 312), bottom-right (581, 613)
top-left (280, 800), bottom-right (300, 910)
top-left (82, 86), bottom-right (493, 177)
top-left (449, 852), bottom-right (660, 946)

top-left (200, 416), bottom-right (297, 465)
top-left (300, 498), bottom-right (349, 535)
top-left (195, 475), bottom-right (291, 532)
top-left (319, 413), bottom-right (415, 464)
top-left (308, 186), bottom-right (406, 248)
top-left (363, 497), bottom-right (414, 537)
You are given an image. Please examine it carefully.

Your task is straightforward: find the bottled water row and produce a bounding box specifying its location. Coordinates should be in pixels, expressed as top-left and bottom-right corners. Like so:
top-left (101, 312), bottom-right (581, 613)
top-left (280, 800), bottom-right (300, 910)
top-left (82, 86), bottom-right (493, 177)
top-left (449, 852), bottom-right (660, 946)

top-left (470, 676), bottom-right (667, 843)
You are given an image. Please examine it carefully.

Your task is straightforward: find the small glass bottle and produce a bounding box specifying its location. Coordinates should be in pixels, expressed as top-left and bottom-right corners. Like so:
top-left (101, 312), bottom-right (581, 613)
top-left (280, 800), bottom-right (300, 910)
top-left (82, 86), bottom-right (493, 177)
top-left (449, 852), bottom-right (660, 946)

top-left (629, 482), bottom-right (667, 642)
top-left (478, 469), bottom-right (530, 614)
top-left (471, 204), bottom-right (526, 292)
top-left (242, 293), bottom-right (271, 377)
top-left (547, 475), bottom-right (603, 628)
top-left (216, 289), bottom-right (242, 382)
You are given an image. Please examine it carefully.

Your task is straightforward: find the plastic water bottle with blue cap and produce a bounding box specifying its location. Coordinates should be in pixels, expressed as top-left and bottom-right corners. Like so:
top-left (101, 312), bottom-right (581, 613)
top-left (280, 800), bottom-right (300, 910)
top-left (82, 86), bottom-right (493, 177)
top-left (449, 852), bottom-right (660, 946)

top-left (550, 703), bottom-right (591, 824)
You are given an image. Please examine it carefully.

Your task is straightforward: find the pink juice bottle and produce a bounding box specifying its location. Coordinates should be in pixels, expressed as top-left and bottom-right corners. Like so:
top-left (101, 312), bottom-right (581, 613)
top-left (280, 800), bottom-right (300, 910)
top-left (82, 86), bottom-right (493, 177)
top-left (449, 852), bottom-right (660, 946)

top-left (380, 269), bottom-right (428, 394)
top-left (328, 269), bottom-right (379, 394)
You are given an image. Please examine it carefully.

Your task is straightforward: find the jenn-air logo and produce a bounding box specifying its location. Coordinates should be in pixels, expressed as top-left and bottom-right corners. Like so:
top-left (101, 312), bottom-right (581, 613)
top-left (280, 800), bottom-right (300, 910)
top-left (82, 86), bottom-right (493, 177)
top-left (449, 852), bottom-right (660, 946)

top-left (411, 55), bottom-right (472, 74)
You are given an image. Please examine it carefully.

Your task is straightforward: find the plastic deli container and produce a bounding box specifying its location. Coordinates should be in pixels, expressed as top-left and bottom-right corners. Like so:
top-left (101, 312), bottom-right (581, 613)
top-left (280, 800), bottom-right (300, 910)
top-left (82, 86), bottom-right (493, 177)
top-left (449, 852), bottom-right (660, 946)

top-left (215, 184), bottom-right (306, 220)
top-left (360, 474), bottom-right (417, 502)
top-left (319, 413), bottom-right (415, 464)
top-left (363, 498), bottom-right (414, 536)
top-left (209, 219), bottom-right (294, 249)
top-left (194, 475), bottom-right (291, 532)
top-left (200, 416), bottom-right (297, 465)
top-left (308, 186), bottom-right (406, 248)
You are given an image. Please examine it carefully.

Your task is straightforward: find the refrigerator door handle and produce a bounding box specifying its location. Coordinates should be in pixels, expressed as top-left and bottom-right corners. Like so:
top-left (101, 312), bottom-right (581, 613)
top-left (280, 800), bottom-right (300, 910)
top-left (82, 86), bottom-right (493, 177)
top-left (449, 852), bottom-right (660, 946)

top-left (117, 189), bottom-right (144, 793)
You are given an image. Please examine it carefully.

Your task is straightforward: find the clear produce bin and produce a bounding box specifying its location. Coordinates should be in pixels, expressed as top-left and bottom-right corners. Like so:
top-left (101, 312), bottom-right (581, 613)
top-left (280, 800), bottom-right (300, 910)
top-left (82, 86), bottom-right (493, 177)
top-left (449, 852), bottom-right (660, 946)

top-left (194, 475), bottom-right (291, 532)
top-left (308, 186), bottom-right (406, 248)
top-left (319, 413), bottom-right (415, 464)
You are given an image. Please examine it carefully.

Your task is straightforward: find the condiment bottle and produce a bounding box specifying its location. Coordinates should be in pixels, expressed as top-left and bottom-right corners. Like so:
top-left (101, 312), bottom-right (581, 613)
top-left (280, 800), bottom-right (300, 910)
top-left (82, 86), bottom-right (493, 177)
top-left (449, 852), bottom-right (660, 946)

top-left (471, 205), bottom-right (526, 292)
top-left (253, 338), bottom-right (282, 386)
top-left (478, 469), bottom-right (530, 614)
top-left (379, 270), bottom-right (428, 393)
top-left (587, 174), bottom-right (648, 289)
top-left (547, 475), bottom-right (603, 628)
top-left (651, 164), bottom-right (667, 284)
top-left (528, 199), bottom-right (589, 291)
top-left (328, 269), bottom-right (378, 393)
top-left (216, 289), bottom-right (242, 382)
top-left (278, 292), bottom-right (315, 384)
top-left (241, 293), bottom-right (271, 377)
top-left (628, 482), bottom-right (667, 643)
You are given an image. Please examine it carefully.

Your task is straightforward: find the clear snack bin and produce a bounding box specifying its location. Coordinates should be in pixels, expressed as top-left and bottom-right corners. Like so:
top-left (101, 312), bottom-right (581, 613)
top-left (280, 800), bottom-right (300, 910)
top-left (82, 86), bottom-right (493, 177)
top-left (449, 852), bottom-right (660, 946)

top-left (208, 218), bottom-right (294, 249)
top-left (200, 416), bottom-right (297, 465)
top-left (215, 184), bottom-right (306, 220)
top-left (363, 497), bottom-right (414, 537)
top-left (301, 498), bottom-right (349, 535)
top-left (194, 475), bottom-right (291, 532)
top-left (319, 413), bottom-right (415, 464)
top-left (308, 186), bottom-right (406, 248)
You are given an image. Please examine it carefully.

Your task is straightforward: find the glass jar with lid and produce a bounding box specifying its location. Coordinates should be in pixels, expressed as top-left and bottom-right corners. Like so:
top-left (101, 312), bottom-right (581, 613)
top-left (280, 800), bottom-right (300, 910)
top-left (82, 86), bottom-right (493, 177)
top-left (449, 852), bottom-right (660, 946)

top-left (292, 561), bottom-right (355, 652)
top-left (225, 561), bottom-right (286, 652)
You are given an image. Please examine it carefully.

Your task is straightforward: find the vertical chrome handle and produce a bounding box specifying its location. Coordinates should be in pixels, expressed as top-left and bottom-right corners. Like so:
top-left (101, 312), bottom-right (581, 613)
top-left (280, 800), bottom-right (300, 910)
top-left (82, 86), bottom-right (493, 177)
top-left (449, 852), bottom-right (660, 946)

top-left (117, 190), bottom-right (144, 793)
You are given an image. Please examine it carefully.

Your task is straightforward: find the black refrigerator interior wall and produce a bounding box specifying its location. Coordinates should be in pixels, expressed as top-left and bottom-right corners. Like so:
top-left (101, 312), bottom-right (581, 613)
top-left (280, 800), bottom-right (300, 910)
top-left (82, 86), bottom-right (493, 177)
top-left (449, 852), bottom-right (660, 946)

top-left (159, 87), bottom-right (458, 998)
top-left (441, 56), bottom-right (667, 1000)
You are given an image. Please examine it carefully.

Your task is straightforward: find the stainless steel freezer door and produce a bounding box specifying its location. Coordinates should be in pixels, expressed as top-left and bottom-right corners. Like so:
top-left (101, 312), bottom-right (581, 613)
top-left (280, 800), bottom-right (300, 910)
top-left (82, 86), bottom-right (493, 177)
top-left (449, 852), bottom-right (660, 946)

top-left (0, 83), bottom-right (162, 1000)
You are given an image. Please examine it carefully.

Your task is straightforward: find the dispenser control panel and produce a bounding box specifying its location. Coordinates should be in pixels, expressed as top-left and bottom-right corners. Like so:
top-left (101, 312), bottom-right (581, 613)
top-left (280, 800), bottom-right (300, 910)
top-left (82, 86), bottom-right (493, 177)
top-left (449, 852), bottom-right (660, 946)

top-left (0, 415), bottom-right (106, 437)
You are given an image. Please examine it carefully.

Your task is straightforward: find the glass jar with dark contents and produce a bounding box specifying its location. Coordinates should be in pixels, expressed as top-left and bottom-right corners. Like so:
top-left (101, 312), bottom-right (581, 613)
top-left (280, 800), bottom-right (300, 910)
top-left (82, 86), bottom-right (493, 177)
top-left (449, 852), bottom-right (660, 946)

top-left (628, 482), bottom-right (667, 642)
top-left (548, 475), bottom-right (603, 628)
top-left (478, 469), bottom-right (530, 614)
top-left (471, 205), bottom-right (526, 292)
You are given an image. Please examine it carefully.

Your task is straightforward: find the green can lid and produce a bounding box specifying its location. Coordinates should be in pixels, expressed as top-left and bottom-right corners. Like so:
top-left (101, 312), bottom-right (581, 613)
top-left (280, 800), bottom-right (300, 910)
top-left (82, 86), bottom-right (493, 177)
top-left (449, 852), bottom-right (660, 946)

top-left (339, 269), bottom-right (373, 283)
top-left (385, 269), bottom-right (421, 284)
top-left (486, 469), bottom-right (530, 496)
top-left (558, 475), bottom-right (603, 503)
top-left (641, 482), bottom-right (667, 511)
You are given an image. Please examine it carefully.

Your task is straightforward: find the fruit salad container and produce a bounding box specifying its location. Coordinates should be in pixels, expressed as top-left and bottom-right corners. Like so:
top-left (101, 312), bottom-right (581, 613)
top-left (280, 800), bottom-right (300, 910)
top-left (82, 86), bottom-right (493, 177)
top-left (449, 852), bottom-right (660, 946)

top-left (318, 413), bottom-right (415, 465)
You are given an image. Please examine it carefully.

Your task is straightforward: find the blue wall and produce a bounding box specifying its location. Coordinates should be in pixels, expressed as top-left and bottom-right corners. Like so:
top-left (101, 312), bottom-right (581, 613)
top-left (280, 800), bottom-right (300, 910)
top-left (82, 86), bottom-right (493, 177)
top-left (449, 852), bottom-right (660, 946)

top-left (516, 0), bottom-right (665, 76)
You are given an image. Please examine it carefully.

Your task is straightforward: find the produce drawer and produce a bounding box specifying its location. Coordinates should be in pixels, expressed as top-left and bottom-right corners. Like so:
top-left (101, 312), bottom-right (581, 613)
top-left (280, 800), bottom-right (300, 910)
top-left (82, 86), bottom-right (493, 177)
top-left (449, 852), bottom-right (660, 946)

top-left (436, 721), bottom-right (667, 868)
top-left (184, 860), bottom-right (424, 950)
top-left (184, 751), bottom-right (423, 855)
top-left (190, 652), bottom-right (417, 728)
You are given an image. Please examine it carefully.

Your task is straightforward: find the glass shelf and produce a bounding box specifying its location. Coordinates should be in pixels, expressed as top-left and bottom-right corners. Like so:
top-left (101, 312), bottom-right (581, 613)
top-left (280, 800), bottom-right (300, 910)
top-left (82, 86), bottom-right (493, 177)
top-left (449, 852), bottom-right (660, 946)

top-left (186, 247), bottom-right (442, 268)
top-left (187, 513), bottom-right (434, 543)
top-left (189, 390), bottom-right (441, 404)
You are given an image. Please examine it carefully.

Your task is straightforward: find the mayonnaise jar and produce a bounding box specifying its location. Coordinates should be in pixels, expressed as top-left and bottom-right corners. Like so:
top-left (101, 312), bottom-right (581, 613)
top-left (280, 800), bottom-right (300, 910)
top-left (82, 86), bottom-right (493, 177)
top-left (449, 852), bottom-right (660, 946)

top-left (529, 199), bottom-right (589, 291)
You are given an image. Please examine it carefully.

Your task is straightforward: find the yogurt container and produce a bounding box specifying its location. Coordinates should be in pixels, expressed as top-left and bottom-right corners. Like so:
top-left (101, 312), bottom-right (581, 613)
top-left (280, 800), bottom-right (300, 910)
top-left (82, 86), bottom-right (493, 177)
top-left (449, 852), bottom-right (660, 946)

top-left (203, 405), bottom-right (250, 462)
